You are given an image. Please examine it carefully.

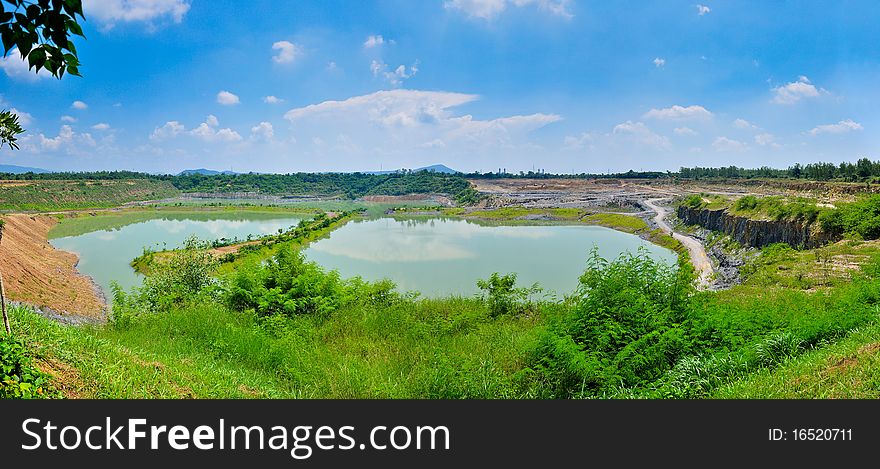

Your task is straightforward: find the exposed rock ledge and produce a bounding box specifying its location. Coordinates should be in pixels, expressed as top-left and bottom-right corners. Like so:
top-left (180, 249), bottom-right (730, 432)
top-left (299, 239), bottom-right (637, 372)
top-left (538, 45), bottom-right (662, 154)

top-left (676, 206), bottom-right (838, 249)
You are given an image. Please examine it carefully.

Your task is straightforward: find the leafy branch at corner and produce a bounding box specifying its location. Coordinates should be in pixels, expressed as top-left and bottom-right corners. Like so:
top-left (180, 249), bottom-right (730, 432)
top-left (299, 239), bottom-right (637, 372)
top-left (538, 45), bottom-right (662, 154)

top-left (0, 0), bottom-right (85, 149)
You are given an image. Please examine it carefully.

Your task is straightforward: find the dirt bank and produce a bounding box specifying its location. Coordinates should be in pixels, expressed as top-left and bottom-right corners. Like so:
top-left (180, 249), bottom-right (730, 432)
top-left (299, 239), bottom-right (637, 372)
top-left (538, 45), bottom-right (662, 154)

top-left (0, 214), bottom-right (105, 319)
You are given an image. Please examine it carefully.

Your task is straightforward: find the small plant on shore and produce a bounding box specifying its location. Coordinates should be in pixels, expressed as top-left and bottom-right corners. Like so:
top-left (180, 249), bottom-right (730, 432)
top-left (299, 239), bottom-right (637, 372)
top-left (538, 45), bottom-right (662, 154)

top-left (0, 334), bottom-right (56, 399)
top-left (477, 273), bottom-right (542, 317)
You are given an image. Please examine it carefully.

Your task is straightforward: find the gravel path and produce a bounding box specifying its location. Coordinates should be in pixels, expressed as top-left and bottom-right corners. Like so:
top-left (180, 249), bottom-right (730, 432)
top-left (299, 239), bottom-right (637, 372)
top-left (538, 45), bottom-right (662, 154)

top-left (644, 198), bottom-right (714, 288)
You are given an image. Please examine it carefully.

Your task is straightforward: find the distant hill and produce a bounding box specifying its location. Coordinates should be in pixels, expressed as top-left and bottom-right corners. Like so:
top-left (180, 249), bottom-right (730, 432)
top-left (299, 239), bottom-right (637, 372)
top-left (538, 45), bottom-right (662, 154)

top-left (178, 168), bottom-right (239, 176)
top-left (0, 164), bottom-right (51, 174)
top-left (366, 164), bottom-right (459, 175)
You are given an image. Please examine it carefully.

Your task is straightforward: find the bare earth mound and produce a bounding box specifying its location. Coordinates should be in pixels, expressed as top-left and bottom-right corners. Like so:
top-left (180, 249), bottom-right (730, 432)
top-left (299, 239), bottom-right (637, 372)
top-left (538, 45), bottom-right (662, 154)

top-left (0, 214), bottom-right (104, 318)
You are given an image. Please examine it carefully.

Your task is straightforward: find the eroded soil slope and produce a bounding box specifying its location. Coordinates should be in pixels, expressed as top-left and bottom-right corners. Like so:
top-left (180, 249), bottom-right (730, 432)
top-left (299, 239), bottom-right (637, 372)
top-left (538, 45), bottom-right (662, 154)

top-left (0, 214), bottom-right (104, 318)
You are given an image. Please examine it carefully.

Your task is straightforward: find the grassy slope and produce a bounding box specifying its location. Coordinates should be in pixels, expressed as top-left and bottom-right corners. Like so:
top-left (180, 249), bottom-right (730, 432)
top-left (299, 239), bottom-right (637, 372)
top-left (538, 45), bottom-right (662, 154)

top-left (0, 179), bottom-right (179, 211)
top-left (10, 298), bottom-right (543, 398)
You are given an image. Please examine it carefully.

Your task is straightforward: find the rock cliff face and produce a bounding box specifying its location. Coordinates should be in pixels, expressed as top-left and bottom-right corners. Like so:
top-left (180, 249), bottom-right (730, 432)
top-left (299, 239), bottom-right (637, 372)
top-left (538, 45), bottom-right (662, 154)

top-left (676, 206), bottom-right (838, 249)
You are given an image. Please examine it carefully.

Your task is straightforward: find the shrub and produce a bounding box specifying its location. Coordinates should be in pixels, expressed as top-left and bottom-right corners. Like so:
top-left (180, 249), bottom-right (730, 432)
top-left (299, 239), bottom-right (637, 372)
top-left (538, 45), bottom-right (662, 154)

top-left (477, 273), bottom-right (541, 317)
top-left (529, 248), bottom-right (694, 397)
top-left (753, 331), bottom-right (803, 366)
top-left (0, 335), bottom-right (56, 399)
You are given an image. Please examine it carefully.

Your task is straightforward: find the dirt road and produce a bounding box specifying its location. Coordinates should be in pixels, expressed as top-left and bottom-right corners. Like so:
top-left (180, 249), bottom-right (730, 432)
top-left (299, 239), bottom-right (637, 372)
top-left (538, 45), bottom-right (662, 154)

top-left (643, 198), bottom-right (714, 287)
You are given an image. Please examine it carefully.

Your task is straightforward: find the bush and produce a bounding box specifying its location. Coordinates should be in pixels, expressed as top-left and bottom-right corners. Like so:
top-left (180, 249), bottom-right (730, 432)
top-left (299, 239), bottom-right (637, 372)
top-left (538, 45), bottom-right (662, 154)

top-left (477, 273), bottom-right (541, 317)
top-left (529, 248), bottom-right (694, 397)
top-left (0, 335), bottom-right (56, 399)
top-left (819, 195), bottom-right (880, 240)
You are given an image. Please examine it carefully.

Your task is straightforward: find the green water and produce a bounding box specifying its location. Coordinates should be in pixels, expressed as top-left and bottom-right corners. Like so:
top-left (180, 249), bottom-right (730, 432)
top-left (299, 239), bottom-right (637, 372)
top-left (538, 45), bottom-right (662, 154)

top-left (50, 213), bottom-right (305, 296)
top-left (302, 218), bottom-right (678, 297)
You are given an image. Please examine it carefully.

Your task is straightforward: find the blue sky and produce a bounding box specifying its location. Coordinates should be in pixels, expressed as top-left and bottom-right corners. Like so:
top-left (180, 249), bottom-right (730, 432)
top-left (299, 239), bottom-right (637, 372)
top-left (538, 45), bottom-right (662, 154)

top-left (1, 0), bottom-right (878, 174)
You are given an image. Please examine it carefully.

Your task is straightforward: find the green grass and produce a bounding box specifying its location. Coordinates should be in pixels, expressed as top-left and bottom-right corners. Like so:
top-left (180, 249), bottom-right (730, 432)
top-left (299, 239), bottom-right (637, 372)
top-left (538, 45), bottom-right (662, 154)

top-left (713, 321), bottom-right (880, 398)
top-left (0, 179), bottom-right (179, 211)
top-left (8, 297), bottom-right (544, 398)
top-left (461, 207), bottom-right (586, 220)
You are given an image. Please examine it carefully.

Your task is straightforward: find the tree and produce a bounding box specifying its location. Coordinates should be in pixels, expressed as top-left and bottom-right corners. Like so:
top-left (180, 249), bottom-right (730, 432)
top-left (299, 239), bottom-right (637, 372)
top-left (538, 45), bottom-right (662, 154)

top-left (0, 0), bottom-right (85, 334)
top-left (0, 0), bottom-right (85, 149)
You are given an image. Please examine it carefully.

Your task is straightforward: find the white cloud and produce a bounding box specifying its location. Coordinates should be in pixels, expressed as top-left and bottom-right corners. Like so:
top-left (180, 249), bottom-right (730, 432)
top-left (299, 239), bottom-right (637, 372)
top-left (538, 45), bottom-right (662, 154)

top-left (24, 125), bottom-right (99, 154)
top-left (92, 123), bottom-right (111, 131)
top-left (71, 100), bottom-right (88, 110)
top-left (643, 105), bottom-right (712, 120)
top-left (216, 91), bottom-right (240, 105)
top-left (754, 133), bottom-right (779, 147)
top-left (286, 89), bottom-right (478, 123)
top-left (283, 89), bottom-right (560, 154)
top-left (808, 119), bottom-right (863, 135)
top-left (771, 76), bottom-right (825, 104)
top-left (250, 122), bottom-right (274, 142)
top-left (38, 125), bottom-right (76, 151)
top-left (733, 118), bottom-right (758, 130)
top-left (420, 139), bottom-right (446, 148)
top-left (61, 115), bottom-right (78, 123)
top-left (150, 121), bottom-right (185, 140)
top-left (653, 57), bottom-right (665, 68)
top-left (189, 116), bottom-right (242, 143)
top-left (263, 95), bottom-right (284, 104)
top-left (563, 132), bottom-right (593, 149)
top-left (696, 4), bottom-right (710, 16)
top-left (363, 35), bottom-right (386, 48)
top-left (612, 121), bottom-right (671, 149)
top-left (370, 60), bottom-right (419, 87)
top-left (673, 127), bottom-right (698, 136)
top-left (0, 48), bottom-right (49, 81)
top-left (712, 136), bottom-right (748, 152)
top-left (444, 0), bottom-right (573, 20)
top-left (84, 0), bottom-right (190, 28)
top-left (9, 108), bottom-right (33, 126)
top-left (271, 40), bottom-right (302, 64)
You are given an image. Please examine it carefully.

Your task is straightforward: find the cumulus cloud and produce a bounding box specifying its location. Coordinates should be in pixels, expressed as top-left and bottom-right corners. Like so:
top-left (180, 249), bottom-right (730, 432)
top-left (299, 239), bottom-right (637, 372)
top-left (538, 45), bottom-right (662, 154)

top-left (71, 100), bottom-right (88, 110)
top-left (370, 60), bottom-right (419, 87)
top-left (712, 136), bottom-right (747, 152)
top-left (263, 96), bottom-right (284, 104)
top-left (0, 48), bottom-right (49, 81)
top-left (444, 0), bottom-right (573, 20)
top-left (150, 121), bottom-right (185, 140)
top-left (808, 119), bottom-right (863, 135)
top-left (92, 123), bottom-right (111, 131)
top-left (83, 0), bottom-right (190, 28)
top-left (643, 105), bottom-right (712, 120)
top-left (563, 132), bottom-right (594, 149)
top-left (216, 91), bottom-right (240, 105)
top-left (754, 133), bottom-right (779, 147)
top-left (653, 57), bottom-right (665, 68)
top-left (61, 115), bottom-right (77, 123)
top-left (733, 118), bottom-right (758, 130)
top-left (673, 127), bottom-right (698, 136)
top-left (772, 76), bottom-right (825, 104)
top-left (612, 121), bottom-right (671, 149)
top-left (271, 41), bottom-right (302, 64)
top-left (283, 89), bottom-right (560, 156)
top-left (363, 35), bottom-right (386, 48)
top-left (696, 4), bottom-right (710, 15)
top-left (20, 125), bottom-right (100, 154)
top-left (250, 122), bottom-right (274, 142)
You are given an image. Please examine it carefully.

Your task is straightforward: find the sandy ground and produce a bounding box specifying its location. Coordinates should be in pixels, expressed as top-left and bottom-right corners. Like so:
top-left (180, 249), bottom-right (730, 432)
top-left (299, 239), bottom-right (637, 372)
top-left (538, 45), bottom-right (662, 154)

top-left (0, 214), bottom-right (105, 318)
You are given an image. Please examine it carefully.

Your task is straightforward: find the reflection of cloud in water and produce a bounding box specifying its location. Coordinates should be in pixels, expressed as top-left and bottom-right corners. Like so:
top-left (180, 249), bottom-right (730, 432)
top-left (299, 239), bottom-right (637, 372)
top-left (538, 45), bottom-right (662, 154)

top-left (96, 232), bottom-right (117, 241)
top-left (311, 220), bottom-right (477, 262)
